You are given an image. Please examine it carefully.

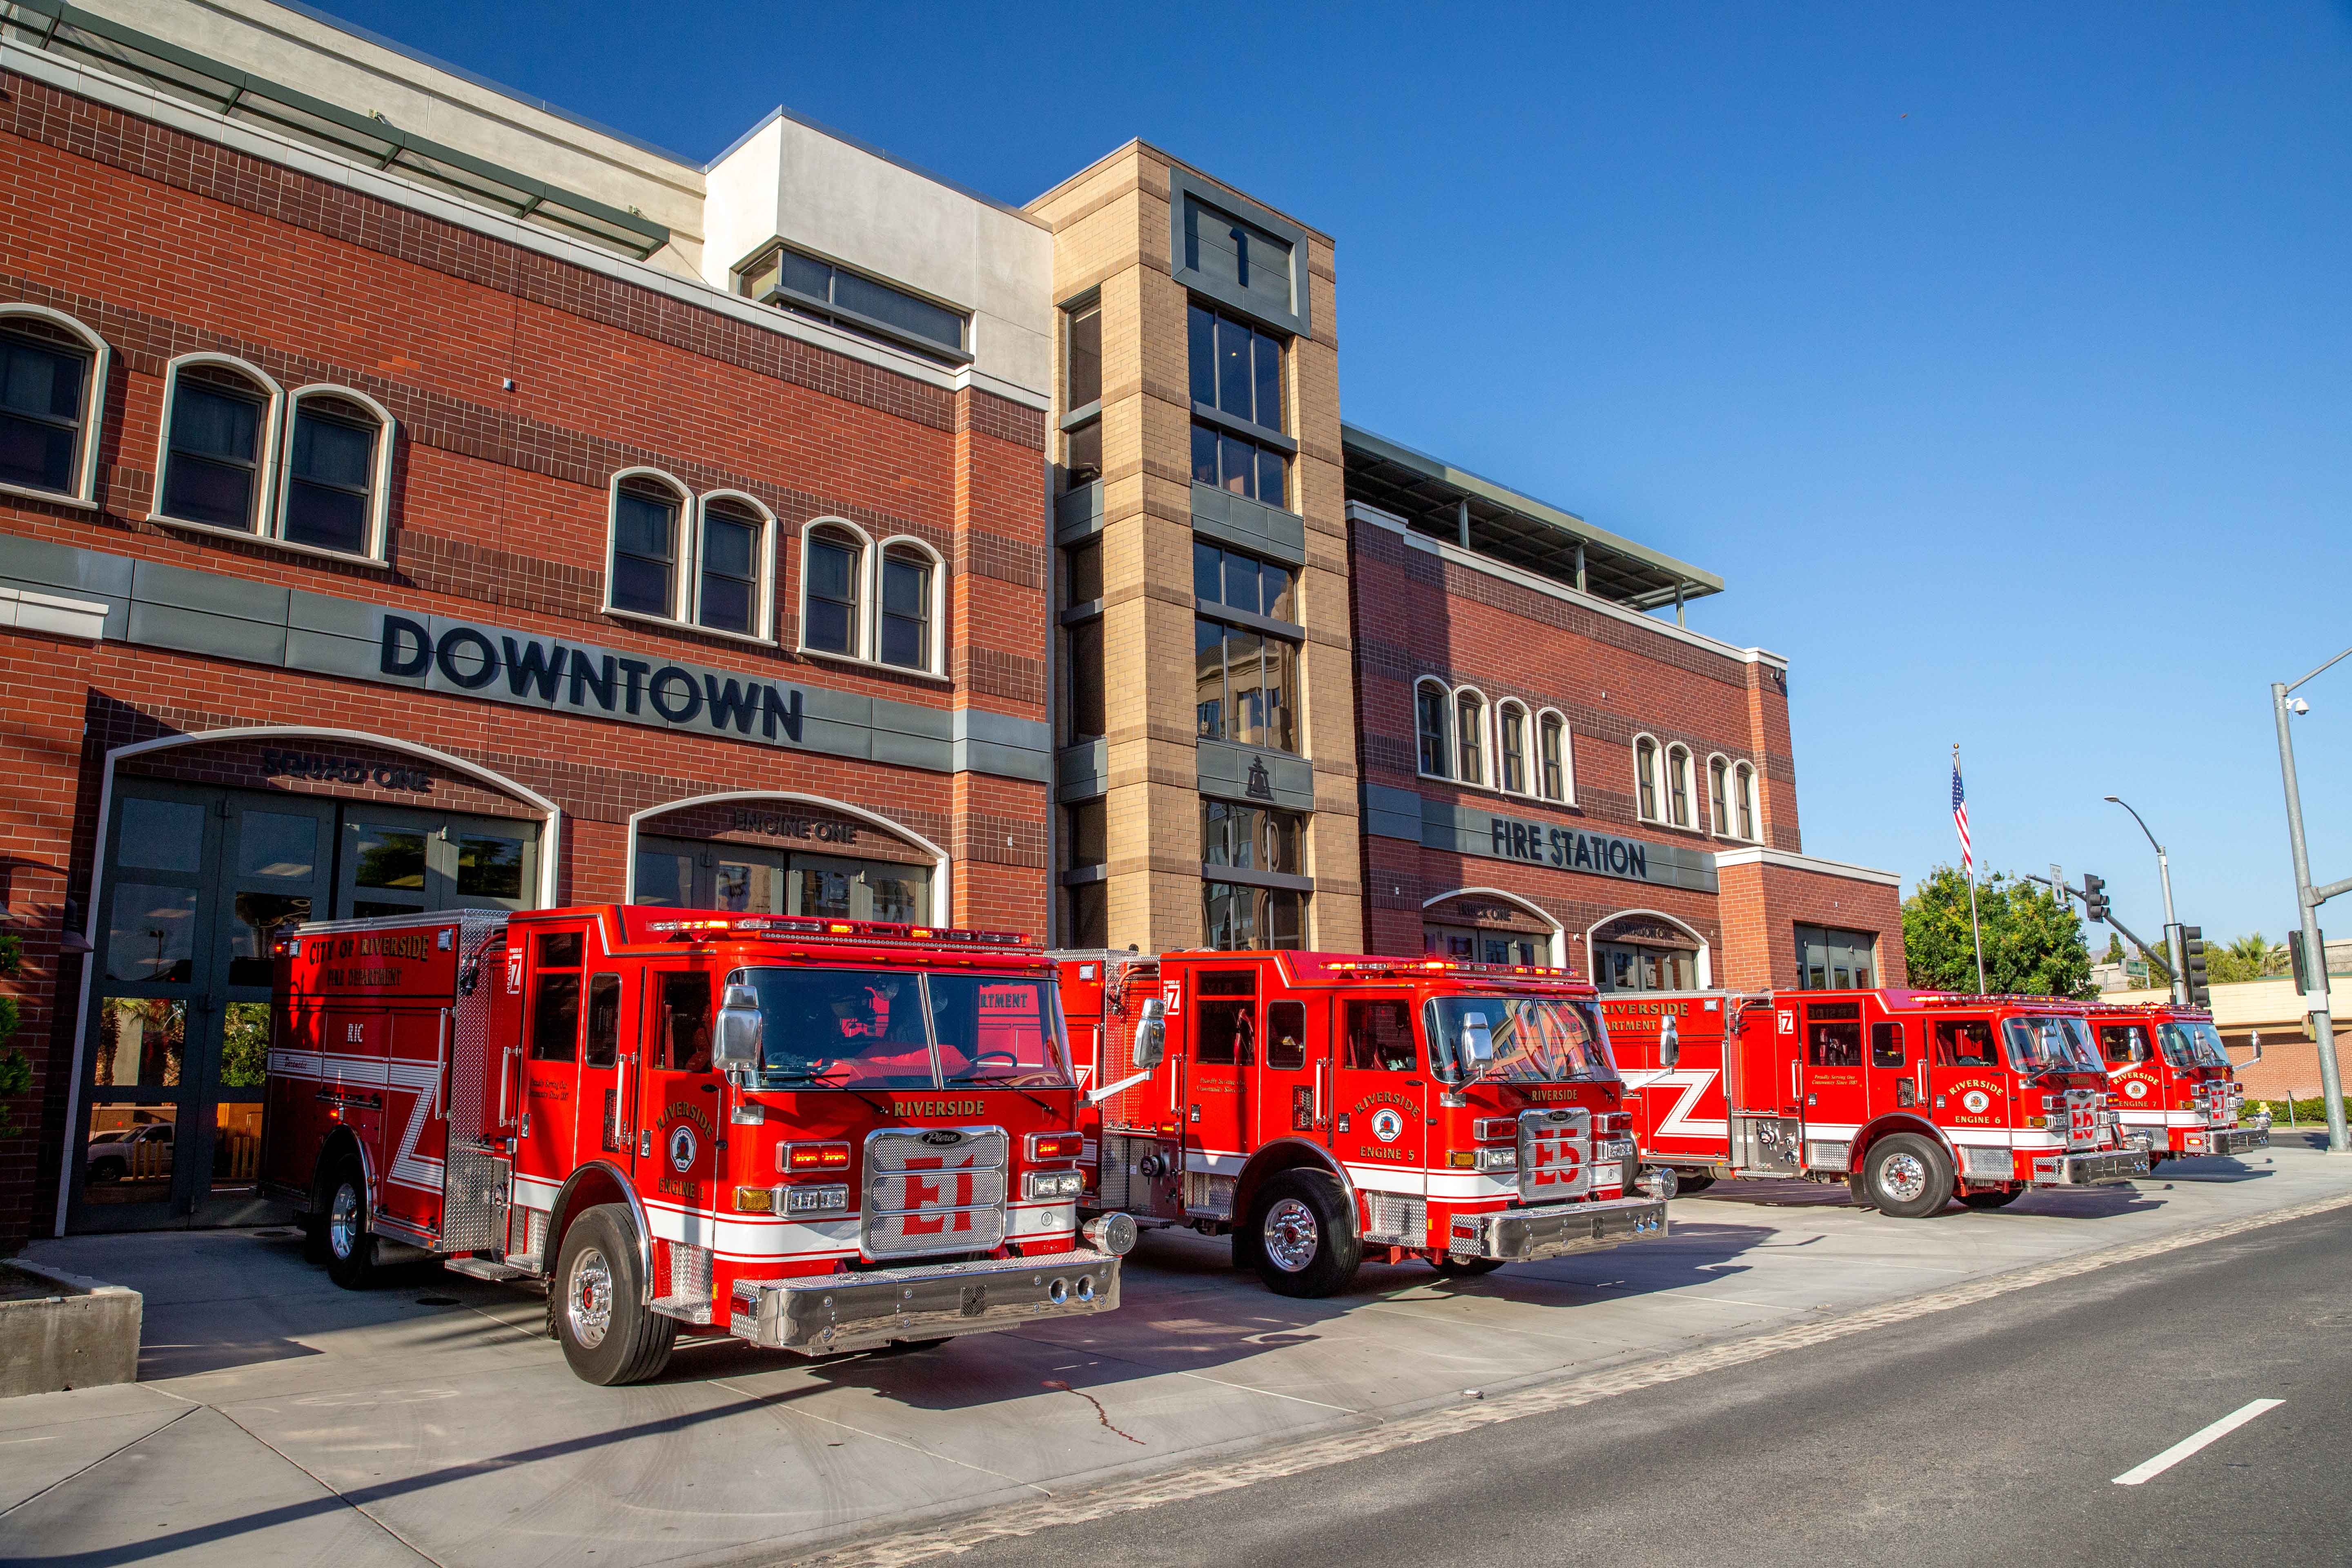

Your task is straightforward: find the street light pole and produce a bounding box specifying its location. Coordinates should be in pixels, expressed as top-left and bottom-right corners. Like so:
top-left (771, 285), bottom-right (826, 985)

top-left (2105, 795), bottom-right (2182, 1006)
top-left (2272, 657), bottom-right (2351, 1156)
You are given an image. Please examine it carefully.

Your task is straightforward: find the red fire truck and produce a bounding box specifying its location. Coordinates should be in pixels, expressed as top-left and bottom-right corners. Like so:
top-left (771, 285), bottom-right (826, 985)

top-left (260, 907), bottom-right (1128, 1385)
top-left (1606, 989), bottom-right (2149, 1216)
top-left (1055, 950), bottom-right (1666, 1297)
top-left (2085, 1002), bottom-right (2266, 1163)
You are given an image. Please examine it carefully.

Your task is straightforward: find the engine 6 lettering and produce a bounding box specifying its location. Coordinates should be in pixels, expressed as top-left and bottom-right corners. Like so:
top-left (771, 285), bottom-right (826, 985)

top-left (891, 1098), bottom-right (984, 1118)
top-left (1944, 1076), bottom-right (2005, 1124)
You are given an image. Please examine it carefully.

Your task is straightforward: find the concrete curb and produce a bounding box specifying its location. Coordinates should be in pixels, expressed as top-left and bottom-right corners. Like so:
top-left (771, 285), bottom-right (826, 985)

top-left (0, 1258), bottom-right (143, 1398)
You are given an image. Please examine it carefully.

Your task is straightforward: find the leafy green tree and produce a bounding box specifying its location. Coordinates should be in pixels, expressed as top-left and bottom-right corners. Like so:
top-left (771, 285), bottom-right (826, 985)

top-left (1902, 866), bottom-right (2096, 999)
top-left (2206, 932), bottom-right (2285, 984)
top-left (2103, 934), bottom-right (2126, 964)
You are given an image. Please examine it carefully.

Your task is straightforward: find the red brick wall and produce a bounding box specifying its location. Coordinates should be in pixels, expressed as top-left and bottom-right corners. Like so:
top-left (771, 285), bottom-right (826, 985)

top-left (0, 70), bottom-right (1052, 1248)
top-left (1715, 859), bottom-right (1907, 991)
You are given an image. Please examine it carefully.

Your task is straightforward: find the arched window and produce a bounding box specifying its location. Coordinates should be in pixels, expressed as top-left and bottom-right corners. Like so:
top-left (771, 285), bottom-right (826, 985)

top-left (879, 539), bottom-right (941, 672)
top-left (1498, 702), bottom-right (1528, 794)
top-left (1666, 745), bottom-right (1694, 828)
top-left (1708, 756), bottom-right (1729, 835)
top-left (1538, 711), bottom-right (1569, 802)
top-left (800, 520), bottom-right (867, 656)
top-left (0, 305), bottom-right (108, 506)
top-left (1416, 679), bottom-right (1452, 779)
top-left (278, 388), bottom-right (393, 558)
top-left (1633, 735), bottom-right (1661, 821)
top-left (1736, 762), bottom-right (1757, 840)
top-left (1455, 689), bottom-right (1487, 787)
top-left (156, 355), bottom-right (281, 535)
top-left (606, 470), bottom-right (690, 619)
top-left (695, 492), bottom-right (773, 637)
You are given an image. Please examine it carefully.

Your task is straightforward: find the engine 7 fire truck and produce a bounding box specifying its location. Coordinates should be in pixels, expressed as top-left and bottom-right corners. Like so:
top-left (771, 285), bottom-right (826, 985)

top-left (1055, 950), bottom-right (1667, 1297)
top-left (2085, 1002), bottom-right (2267, 1163)
top-left (260, 907), bottom-right (1128, 1385)
top-left (1606, 989), bottom-right (2149, 1217)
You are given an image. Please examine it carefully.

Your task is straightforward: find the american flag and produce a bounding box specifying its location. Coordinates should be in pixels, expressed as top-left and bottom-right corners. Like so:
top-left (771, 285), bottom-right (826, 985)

top-left (1951, 758), bottom-right (1972, 874)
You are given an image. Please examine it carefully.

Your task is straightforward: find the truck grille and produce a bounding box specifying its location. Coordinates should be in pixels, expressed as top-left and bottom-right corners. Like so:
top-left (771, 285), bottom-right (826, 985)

top-left (1518, 1108), bottom-right (1593, 1200)
top-left (863, 1127), bottom-right (1008, 1261)
top-left (2060, 1089), bottom-right (2098, 1149)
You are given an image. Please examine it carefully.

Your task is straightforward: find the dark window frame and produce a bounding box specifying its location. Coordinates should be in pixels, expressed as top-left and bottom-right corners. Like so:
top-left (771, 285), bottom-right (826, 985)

top-left (737, 242), bottom-right (971, 362)
top-left (0, 314), bottom-right (101, 500)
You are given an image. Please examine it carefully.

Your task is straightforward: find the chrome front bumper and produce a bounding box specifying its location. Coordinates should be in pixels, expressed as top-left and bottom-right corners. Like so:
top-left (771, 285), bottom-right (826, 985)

top-left (1448, 1194), bottom-right (1668, 1263)
top-left (728, 1248), bottom-right (1121, 1354)
top-left (2195, 1125), bottom-right (2271, 1157)
top-left (2034, 1149), bottom-right (2149, 1186)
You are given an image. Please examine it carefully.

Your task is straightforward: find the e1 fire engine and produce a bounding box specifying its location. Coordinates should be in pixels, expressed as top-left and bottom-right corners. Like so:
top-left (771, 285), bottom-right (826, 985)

top-left (1055, 950), bottom-right (1667, 1297)
top-left (1606, 989), bottom-right (2150, 1216)
top-left (260, 907), bottom-right (1128, 1385)
top-left (2085, 1002), bottom-right (2267, 1163)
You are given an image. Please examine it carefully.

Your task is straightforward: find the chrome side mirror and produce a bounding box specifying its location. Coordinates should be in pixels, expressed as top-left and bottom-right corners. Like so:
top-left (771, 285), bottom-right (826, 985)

top-left (712, 982), bottom-right (763, 1073)
top-left (1133, 999), bottom-right (1167, 1071)
top-left (1461, 1011), bottom-right (1495, 1065)
top-left (1659, 1016), bottom-right (1681, 1069)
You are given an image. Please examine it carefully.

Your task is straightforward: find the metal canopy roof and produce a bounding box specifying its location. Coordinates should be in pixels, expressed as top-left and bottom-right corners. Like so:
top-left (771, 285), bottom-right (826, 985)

top-left (1341, 424), bottom-right (1722, 612)
top-left (1, 0), bottom-right (672, 261)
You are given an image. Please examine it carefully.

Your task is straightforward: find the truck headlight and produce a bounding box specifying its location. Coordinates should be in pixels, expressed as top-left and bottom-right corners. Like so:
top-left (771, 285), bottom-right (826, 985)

top-left (776, 1183), bottom-right (850, 1216)
top-left (1474, 1147), bottom-right (1518, 1172)
top-left (1024, 1169), bottom-right (1085, 1201)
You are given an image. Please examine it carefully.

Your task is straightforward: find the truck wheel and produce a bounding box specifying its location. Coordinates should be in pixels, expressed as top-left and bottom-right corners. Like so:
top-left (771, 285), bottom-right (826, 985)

top-left (1958, 1187), bottom-right (2022, 1210)
top-left (300, 1210), bottom-right (329, 1265)
top-left (1860, 1134), bottom-right (1953, 1219)
top-left (1232, 1218), bottom-right (1265, 1274)
top-left (1431, 1257), bottom-right (1504, 1277)
top-left (1675, 1172), bottom-right (1715, 1194)
top-left (552, 1205), bottom-right (675, 1385)
top-left (1247, 1171), bottom-right (1361, 1298)
top-left (321, 1160), bottom-right (383, 1289)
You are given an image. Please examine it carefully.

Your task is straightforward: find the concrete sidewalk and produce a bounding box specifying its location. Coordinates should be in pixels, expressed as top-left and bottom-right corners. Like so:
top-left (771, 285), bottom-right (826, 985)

top-left (6, 1141), bottom-right (2344, 1567)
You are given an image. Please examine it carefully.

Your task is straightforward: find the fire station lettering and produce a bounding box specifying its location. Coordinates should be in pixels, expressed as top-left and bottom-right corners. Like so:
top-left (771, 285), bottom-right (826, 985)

top-left (1377, 788), bottom-right (1717, 893)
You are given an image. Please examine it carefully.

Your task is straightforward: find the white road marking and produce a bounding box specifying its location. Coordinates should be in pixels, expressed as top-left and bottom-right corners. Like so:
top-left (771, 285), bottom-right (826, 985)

top-left (2112, 1399), bottom-right (2283, 1485)
top-left (812, 1190), bottom-right (2352, 1568)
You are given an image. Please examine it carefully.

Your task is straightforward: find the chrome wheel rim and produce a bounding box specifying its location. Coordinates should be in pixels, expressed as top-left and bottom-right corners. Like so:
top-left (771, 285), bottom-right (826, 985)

top-left (328, 1181), bottom-right (361, 1260)
top-left (1262, 1196), bottom-right (1319, 1273)
top-left (1879, 1152), bottom-right (1929, 1204)
top-left (567, 1246), bottom-right (614, 1349)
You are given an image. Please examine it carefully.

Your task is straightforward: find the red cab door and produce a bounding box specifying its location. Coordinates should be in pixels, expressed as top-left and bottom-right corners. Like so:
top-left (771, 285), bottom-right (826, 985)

top-left (516, 924), bottom-right (589, 1191)
top-left (1329, 991), bottom-right (1425, 1181)
top-left (1185, 967), bottom-right (1259, 1192)
top-left (1253, 993), bottom-right (1327, 1148)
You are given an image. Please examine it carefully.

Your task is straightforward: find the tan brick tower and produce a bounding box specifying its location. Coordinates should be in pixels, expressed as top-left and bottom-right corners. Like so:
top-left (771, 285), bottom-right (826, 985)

top-left (1030, 144), bottom-right (1361, 953)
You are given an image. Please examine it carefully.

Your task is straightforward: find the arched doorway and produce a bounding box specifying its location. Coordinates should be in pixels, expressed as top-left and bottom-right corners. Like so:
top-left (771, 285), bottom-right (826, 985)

top-left (626, 791), bottom-right (950, 927)
top-left (67, 726), bottom-right (559, 1234)
top-left (1421, 888), bottom-right (1566, 968)
top-left (1588, 910), bottom-right (1711, 993)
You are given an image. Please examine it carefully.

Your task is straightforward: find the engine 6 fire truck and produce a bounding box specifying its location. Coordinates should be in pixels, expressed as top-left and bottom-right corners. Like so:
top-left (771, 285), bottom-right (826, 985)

top-left (260, 907), bottom-right (1128, 1385)
top-left (1606, 989), bottom-right (2150, 1217)
top-left (1055, 950), bottom-right (1667, 1297)
top-left (2085, 1002), bottom-right (2267, 1163)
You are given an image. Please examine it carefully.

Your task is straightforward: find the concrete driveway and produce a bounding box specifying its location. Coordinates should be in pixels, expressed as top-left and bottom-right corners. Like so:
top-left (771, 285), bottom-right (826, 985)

top-left (7, 1138), bottom-right (2346, 1567)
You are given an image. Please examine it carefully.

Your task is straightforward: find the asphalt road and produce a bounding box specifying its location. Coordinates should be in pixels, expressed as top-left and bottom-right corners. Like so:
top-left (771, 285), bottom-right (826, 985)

top-left (916, 1201), bottom-right (2352, 1568)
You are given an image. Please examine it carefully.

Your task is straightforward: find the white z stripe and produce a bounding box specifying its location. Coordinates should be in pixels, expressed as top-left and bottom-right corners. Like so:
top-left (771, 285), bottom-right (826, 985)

top-left (1620, 1067), bottom-right (1726, 1138)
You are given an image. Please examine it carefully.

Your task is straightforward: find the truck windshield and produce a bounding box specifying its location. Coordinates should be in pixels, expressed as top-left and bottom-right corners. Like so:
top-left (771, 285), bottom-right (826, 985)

top-left (2157, 1020), bottom-right (2230, 1069)
top-left (735, 968), bottom-right (1074, 1091)
top-left (1425, 995), bottom-right (1617, 1085)
top-left (2002, 1015), bottom-right (2101, 1074)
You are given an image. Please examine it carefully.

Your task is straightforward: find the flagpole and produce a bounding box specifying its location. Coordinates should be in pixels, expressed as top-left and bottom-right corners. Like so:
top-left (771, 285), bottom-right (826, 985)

top-left (1957, 745), bottom-right (1987, 994)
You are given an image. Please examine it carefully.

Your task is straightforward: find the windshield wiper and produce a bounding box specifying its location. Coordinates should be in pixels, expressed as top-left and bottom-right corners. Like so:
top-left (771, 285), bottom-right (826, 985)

top-left (955, 1078), bottom-right (1061, 1116)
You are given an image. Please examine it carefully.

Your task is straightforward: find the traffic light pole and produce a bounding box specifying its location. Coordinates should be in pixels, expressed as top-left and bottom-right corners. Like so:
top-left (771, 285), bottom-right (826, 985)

top-left (2273, 673), bottom-right (2350, 1155)
top-left (2107, 795), bottom-right (2184, 1006)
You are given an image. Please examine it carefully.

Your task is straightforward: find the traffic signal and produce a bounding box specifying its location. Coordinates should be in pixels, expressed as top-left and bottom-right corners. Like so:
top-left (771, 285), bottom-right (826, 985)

top-left (2180, 925), bottom-right (2210, 1009)
top-left (2082, 873), bottom-right (2108, 922)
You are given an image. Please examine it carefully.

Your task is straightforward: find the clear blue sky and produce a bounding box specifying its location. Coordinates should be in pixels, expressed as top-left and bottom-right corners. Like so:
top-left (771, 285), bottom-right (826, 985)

top-left (314, 0), bottom-right (2352, 949)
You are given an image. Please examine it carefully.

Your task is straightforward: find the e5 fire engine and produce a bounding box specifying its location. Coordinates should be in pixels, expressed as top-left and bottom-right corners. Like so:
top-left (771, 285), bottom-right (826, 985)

top-left (2085, 1002), bottom-right (2267, 1163)
top-left (1056, 950), bottom-right (1667, 1296)
top-left (1606, 989), bottom-right (2151, 1217)
top-left (260, 907), bottom-right (1127, 1384)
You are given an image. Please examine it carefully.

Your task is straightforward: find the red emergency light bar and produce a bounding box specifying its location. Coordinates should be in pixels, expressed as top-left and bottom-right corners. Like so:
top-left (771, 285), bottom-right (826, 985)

top-left (644, 914), bottom-right (1031, 948)
top-left (1913, 992), bottom-right (2088, 1009)
top-left (1324, 959), bottom-right (1576, 979)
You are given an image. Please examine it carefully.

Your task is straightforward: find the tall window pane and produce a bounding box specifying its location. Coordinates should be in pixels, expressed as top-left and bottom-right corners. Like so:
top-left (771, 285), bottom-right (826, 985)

top-left (1065, 419), bottom-right (1101, 488)
top-left (1709, 758), bottom-right (1728, 832)
top-left (283, 399), bottom-right (376, 554)
top-left (1255, 445), bottom-right (1286, 507)
top-left (1540, 716), bottom-right (1565, 801)
top-left (1224, 551), bottom-right (1262, 616)
top-left (1068, 618), bottom-right (1106, 739)
top-left (699, 506), bottom-right (761, 634)
top-left (611, 483), bottom-right (679, 617)
top-left (0, 328), bottom-right (89, 494)
top-left (1261, 561), bottom-right (1294, 621)
top-left (1066, 539), bottom-right (1104, 606)
top-left (1066, 800), bottom-right (1107, 869)
top-left (1220, 431), bottom-right (1254, 496)
top-left (1456, 693), bottom-right (1485, 785)
top-left (1194, 617), bottom-right (1226, 739)
top-left (880, 549), bottom-right (932, 669)
top-left (1501, 707), bottom-right (1526, 793)
top-left (803, 528), bottom-right (860, 653)
top-left (1193, 537), bottom-right (1223, 603)
top-left (1252, 329), bottom-right (1284, 432)
top-left (1226, 624), bottom-right (1266, 746)
top-left (1668, 748), bottom-right (1692, 827)
top-left (1066, 303), bottom-right (1102, 408)
top-left (163, 376), bottom-right (263, 529)
top-left (1264, 635), bottom-right (1298, 753)
top-left (1637, 739), bottom-right (1659, 820)
top-left (1191, 423), bottom-right (1219, 487)
top-left (1417, 684), bottom-right (1451, 777)
top-left (1738, 766), bottom-right (1757, 840)
top-left (1188, 303), bottom-right (1216, 406)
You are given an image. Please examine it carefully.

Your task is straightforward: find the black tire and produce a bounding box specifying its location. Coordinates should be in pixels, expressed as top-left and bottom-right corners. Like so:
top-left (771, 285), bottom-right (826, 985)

top-left (1431, 1256), bottom-right (1504, 1277)
top-left (1858, 1133), bottom-right (1954, 1219)
top-left (299, 1210), bottom-right (329, 1265)
top-left (1675, 1172), bottom-right (1715, 1194)
top-left (550, 1205), bottom-right (675, 1385)
top-left (89, 1158), bottom-right (125, 1183)
top-left (872, 1336), bottom-right (953, 1355)
top-left (1247, 1170), bottom-right (1361, 1298)
top-left (1958, 1187), bottom-right (2022, 1210)
top-left (323, 1160), bottom-right (382, 1289)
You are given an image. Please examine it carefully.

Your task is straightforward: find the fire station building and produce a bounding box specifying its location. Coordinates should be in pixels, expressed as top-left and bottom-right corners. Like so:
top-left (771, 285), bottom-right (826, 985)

top-left (0, 0), bottom-right (1899, 1247)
